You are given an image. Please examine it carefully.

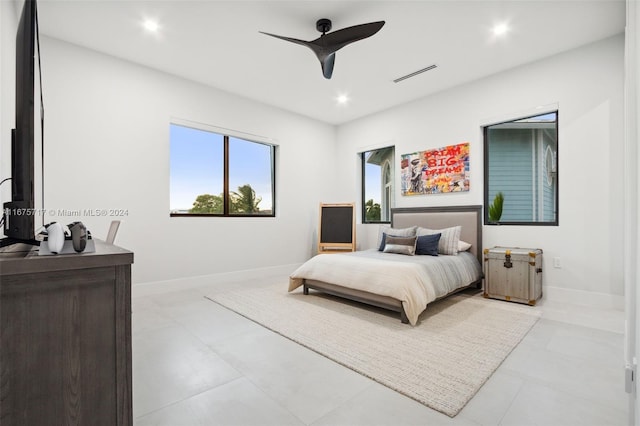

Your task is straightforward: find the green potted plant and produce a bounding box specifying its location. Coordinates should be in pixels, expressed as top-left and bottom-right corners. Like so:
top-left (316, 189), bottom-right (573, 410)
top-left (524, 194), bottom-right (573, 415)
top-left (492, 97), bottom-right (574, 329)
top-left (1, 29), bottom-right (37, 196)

top-left (489, 192), bottom-right (504, 223)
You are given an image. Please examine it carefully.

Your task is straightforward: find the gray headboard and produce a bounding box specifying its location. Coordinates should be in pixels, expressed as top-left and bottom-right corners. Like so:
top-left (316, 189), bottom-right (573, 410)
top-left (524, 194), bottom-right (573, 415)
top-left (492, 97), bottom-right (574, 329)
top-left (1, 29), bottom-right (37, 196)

top-left (391, 205), bottom-right (483, 263)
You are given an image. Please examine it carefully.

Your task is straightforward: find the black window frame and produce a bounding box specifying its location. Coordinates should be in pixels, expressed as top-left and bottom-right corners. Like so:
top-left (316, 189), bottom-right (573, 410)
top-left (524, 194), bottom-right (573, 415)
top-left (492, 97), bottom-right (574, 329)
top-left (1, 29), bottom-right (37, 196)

top-left (170, 124), bottom-right (276, 218)
top-left (483, 111), bottom-right (559, 226)
top-left (360, 146), bottom-right (394, 224)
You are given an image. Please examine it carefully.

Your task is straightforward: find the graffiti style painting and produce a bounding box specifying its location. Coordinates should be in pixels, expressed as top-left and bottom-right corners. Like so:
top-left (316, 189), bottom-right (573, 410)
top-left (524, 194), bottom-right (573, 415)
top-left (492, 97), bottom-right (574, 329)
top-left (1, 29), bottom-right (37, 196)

top-left (401, 142), bottom-right (470, 195)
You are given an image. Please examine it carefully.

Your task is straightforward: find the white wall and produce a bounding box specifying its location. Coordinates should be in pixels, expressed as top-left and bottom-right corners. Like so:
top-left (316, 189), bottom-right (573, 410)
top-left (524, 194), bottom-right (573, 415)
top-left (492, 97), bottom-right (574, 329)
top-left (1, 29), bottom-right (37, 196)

top-left (6, 28), bottom-right (626, 300)
top-left (39, 37), bottom-right (337, 283)
top-left (624, 0), bottom-right (640, 421)
top-left (337, 35), bottom-right (625, 300)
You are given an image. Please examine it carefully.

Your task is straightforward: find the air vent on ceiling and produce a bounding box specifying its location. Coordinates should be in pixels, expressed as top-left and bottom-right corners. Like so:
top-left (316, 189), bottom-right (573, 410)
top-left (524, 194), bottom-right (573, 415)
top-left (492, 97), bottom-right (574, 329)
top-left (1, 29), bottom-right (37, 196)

top-left (393, 64), bottom-right (438, 83)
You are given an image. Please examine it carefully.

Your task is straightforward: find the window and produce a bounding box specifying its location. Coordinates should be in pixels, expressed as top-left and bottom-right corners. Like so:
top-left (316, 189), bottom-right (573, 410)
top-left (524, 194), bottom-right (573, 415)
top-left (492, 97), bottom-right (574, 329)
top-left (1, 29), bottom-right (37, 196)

top-left (361, 146), bottom-right (395, 223)
top-left (170, 123), bottom-right (275, 217)
top-left (484, 112), bottom-right (558, 225)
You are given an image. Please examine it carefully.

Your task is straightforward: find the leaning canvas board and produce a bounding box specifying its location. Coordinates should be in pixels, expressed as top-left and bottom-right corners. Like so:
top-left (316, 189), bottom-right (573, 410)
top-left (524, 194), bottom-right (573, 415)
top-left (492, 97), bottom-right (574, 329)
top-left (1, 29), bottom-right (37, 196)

top-left (318, 203), bottom-right (355, 253)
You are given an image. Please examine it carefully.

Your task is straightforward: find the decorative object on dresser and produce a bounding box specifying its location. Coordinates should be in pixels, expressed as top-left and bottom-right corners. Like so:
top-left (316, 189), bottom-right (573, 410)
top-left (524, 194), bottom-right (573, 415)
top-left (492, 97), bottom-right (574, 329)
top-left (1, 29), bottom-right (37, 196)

top-left (483, 246), bottom-right (543, 305)
top-left (106, 220), bottom-right (121, 244)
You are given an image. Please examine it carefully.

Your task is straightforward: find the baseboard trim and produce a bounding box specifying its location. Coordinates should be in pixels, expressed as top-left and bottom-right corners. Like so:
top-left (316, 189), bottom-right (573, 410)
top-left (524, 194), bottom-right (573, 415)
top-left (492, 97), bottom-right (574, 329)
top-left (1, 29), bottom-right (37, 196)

top-left (543, 285), bottom-right (624, 310)
top-left (133, 263), bottom-right (302, 296)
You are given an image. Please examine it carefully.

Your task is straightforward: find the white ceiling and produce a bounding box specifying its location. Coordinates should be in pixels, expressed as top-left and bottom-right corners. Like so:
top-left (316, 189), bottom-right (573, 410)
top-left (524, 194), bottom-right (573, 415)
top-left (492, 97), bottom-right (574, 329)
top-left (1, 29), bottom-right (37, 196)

top-left (34, 0), bottom-right (625, 125)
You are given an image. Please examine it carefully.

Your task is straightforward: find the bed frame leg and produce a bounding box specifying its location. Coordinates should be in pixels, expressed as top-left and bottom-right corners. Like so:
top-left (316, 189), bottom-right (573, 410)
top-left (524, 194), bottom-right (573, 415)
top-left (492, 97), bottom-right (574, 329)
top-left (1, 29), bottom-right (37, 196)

top-left (400, 309), bottom-right (409, 324)
top-left (303, 285), bottom-right (309, 295)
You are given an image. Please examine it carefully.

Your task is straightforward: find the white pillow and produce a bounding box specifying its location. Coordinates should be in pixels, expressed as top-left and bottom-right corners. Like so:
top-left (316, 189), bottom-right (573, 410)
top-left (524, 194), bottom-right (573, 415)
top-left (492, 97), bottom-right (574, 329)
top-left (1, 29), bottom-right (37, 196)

top-left (417, 226), bottom-right (461, 255)
top-left (458, 240), bottom-right (472, 252)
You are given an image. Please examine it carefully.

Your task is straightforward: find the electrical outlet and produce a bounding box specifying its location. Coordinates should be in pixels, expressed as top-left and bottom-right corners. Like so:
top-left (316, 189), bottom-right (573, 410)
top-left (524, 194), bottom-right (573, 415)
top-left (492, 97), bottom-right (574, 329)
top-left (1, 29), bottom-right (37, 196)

top-left (553, 257), bottom-right (561, 268)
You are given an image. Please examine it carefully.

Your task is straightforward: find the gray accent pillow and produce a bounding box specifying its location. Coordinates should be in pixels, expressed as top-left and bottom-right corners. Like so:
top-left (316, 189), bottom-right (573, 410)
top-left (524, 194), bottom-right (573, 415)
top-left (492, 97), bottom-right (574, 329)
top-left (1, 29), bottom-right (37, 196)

top-left (377, 225), bottom-right (417, 251)
top-left (417, 226), bottom-right (461, 255)
top-left (382, 235), bottom-right (417, 256)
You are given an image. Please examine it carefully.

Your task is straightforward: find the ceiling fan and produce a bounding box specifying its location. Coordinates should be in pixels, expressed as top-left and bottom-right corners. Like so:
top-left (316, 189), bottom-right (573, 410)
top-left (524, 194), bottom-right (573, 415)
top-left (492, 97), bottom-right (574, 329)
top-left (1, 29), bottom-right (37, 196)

top-left (260, 18), bottom-right (385, 79)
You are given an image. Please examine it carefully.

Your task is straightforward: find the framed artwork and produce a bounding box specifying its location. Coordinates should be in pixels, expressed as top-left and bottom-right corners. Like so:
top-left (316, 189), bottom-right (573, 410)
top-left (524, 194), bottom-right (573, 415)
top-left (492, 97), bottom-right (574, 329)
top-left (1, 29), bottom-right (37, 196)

top-left (401, 142), bottom-right (470, 195)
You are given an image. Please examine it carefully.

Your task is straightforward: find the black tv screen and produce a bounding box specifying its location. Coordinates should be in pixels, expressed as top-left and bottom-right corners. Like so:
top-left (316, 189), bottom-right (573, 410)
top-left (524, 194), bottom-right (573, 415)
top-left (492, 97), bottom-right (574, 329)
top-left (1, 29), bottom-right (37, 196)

top-left (3, 0), bottom-right (37, 241)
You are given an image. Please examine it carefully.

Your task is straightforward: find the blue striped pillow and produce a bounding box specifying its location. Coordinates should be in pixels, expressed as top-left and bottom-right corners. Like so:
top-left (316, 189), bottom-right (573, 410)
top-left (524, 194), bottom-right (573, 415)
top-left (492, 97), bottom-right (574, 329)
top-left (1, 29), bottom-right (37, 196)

top-left (417, 226), bottom-right (461, 255)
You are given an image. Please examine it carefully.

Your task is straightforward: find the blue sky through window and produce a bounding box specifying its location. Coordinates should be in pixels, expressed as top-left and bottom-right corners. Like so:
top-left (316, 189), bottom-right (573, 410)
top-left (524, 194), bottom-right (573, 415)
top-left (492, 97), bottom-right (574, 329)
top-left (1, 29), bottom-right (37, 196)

top-left (365, 162), bottom-right (381, 205)
top-left (229, 137), bottom-right (273, 211)
top-left (170, 124), bottom-right (223, 211)
top-left (170, 124), bottom-right (274, 213)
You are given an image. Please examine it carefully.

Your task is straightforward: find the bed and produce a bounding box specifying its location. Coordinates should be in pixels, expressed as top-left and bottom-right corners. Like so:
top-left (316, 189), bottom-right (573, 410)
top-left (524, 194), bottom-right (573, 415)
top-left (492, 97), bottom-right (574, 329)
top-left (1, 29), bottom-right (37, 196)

top-left (288, 205), bottom-right (484, 325)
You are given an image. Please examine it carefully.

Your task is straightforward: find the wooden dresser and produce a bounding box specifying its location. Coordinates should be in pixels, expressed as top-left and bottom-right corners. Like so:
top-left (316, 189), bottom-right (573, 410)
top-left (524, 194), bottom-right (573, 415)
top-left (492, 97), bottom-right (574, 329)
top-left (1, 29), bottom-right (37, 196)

top-left (0, 240), bottom-right (134, 426)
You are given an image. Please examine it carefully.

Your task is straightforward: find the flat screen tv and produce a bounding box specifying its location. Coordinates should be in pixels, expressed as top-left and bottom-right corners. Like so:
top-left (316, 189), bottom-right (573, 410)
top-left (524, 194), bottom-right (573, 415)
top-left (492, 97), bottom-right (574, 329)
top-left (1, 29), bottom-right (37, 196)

top-left (2, 0), bottom-right (38, 245)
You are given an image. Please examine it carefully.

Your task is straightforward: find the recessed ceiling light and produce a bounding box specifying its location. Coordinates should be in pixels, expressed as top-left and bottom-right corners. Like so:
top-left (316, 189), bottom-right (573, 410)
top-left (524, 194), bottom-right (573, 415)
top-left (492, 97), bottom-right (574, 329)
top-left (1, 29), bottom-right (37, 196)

top-left (337, 94), bottom-right (349, 105)
top-left (143, 19), bottom-right (160, 33)
top-left (492, 23), bottom-right (509, 36)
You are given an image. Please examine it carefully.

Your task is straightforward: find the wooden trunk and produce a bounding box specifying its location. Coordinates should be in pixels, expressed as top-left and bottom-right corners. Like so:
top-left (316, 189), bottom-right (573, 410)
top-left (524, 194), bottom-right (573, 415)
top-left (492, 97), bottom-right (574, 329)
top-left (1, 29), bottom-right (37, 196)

top-left (483, 246), bottom-right (542, 305)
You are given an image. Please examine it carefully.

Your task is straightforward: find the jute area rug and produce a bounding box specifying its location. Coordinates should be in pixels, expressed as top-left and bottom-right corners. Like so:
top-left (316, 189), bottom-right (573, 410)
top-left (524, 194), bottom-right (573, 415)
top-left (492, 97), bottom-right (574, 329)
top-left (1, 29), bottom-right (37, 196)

top-left (206, 285), bottom-right (541, 417)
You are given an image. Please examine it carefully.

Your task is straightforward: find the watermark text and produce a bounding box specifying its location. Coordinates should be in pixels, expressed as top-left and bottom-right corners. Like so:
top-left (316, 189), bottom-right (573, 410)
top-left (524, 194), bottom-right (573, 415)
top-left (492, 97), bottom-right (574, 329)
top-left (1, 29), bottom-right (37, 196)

top-left (4, 208), bottom-right (129, 217)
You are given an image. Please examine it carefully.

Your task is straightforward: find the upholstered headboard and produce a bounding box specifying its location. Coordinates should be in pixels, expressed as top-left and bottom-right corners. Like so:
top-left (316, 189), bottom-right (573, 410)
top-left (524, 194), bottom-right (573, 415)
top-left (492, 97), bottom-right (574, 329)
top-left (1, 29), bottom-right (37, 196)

top-left (391, 205), bottom-right (483, 263)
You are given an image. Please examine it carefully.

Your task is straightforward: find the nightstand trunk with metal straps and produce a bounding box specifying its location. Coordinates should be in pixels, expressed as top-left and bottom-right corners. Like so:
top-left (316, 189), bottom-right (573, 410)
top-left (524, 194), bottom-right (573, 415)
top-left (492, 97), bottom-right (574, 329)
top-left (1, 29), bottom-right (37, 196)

top-left (483, 246), bottom-right (543, 305)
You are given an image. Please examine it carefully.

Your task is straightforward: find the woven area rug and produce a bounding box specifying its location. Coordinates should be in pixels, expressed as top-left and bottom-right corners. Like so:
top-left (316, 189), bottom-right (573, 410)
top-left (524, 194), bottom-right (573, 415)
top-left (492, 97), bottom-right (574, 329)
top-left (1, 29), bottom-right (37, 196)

top-left (206, 285), bottom-right (541, 417)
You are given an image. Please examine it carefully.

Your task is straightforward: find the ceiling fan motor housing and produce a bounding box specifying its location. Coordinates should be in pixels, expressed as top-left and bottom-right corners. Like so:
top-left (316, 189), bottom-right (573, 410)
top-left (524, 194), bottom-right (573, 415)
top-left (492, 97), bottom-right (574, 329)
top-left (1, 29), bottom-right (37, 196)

top-left (316, 18), bottom-right (332, 34)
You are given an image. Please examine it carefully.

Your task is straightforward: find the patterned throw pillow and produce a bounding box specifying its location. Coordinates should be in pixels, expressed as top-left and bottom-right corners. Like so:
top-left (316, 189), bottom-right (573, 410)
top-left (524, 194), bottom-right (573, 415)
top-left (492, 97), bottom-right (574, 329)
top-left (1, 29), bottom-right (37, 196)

top-left (382, 235), bottom-right (417, 256)
top-left (417, 226), bottom-right (461, 255)
top-left (415, 233), bottom-right (441, 256)
top-left (377, 225), bottom-right (417, 251)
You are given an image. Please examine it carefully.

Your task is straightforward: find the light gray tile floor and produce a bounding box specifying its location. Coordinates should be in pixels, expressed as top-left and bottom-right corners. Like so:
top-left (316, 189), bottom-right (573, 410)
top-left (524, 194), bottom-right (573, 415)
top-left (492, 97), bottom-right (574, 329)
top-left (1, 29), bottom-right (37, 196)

top-left (132, 271), bottom-right (628, 425)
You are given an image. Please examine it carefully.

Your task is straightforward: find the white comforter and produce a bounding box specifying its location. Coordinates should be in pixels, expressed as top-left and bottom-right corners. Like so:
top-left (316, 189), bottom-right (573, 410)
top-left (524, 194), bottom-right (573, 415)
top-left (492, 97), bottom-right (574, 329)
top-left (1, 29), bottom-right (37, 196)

top-left (289, 249), bottom-right (483, 325)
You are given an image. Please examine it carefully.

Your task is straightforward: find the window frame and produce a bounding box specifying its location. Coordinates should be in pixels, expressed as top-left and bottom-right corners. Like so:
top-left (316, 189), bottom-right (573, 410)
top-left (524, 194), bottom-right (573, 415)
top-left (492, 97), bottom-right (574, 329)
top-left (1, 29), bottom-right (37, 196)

top-left (360, 146), bottom-right (395, 224)
top-left (170, 123), bottom-right (276, 218)
top-left (483, 111), bottom-right (559, 226)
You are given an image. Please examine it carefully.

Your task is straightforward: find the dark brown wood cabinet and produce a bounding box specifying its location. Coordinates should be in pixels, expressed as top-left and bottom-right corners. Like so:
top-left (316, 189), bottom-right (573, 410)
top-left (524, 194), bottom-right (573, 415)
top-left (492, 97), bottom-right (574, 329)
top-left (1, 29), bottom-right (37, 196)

top-left (0, 240), bottom-right (133, 426)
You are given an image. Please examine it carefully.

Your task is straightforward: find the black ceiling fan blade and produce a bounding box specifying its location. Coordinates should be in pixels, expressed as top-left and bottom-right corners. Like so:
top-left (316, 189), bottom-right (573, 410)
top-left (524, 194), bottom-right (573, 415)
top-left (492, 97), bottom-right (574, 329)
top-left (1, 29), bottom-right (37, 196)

top-left (260, 31), bottom-right (328, 62)
top-left (313, 21), bottom-right (385, 53)
top-left (258, 31), bottom-right (312, 49)
top-left (260, 31), bottom-right (329, 76)
top-left (321, 53), bottom-right (336, 79)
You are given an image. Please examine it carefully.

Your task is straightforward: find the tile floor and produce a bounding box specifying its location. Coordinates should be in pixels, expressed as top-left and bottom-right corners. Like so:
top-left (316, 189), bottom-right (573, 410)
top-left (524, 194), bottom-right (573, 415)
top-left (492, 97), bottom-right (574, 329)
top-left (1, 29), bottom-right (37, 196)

top-left (131, 270), bottom-right (628, 426)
